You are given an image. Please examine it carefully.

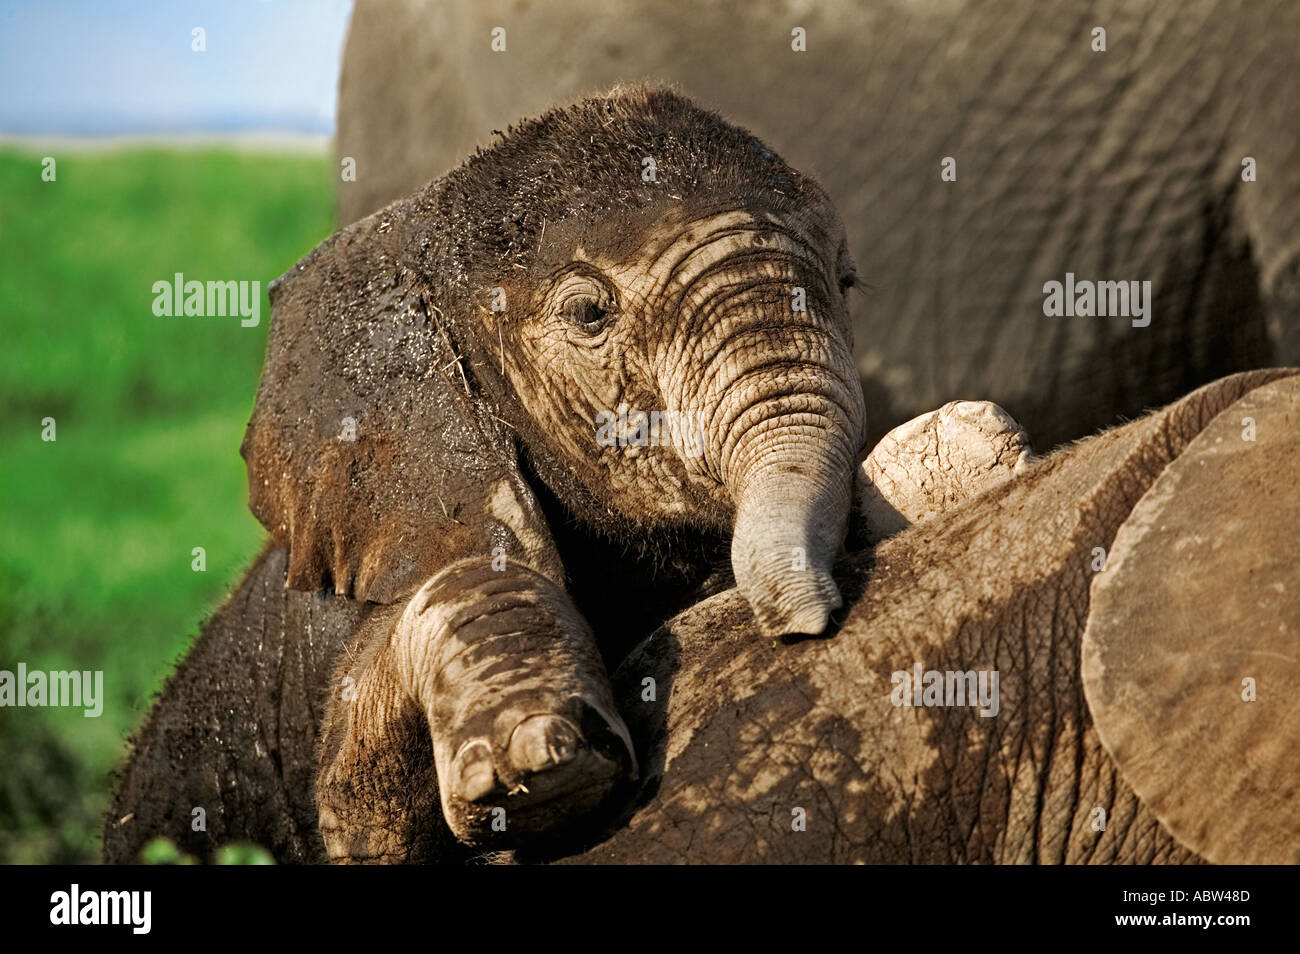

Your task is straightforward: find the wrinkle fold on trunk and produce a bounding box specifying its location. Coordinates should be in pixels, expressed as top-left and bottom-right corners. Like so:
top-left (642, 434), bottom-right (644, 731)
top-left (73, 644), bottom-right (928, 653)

top-left (724, 419), bottom-right (857, 637)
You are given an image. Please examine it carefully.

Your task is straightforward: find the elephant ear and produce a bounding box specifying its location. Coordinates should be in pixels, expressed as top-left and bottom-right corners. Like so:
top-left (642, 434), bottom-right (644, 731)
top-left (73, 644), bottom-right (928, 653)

top-left (242, 211), bottom-right (548, 604)
top-left (1082, 373), bottom-right (1300, 863)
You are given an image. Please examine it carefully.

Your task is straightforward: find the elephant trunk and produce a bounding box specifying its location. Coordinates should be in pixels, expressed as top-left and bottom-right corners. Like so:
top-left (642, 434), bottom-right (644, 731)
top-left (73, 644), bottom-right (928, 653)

top-left (721, 398), bottom-right (860, 637)
top-left (659, 239), bottom-right (866, 636)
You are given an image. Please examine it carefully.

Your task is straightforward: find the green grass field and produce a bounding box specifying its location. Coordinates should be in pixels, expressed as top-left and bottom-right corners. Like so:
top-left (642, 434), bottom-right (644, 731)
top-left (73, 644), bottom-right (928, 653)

top-left (0, 147), bottom-right (336, 862)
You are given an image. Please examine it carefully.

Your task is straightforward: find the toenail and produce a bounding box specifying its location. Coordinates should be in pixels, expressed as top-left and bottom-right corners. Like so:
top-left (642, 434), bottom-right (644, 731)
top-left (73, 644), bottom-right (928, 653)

top-left (451, 739), bottom-right (496, 802)
top-left (509, 715), bottom-right (579, 773)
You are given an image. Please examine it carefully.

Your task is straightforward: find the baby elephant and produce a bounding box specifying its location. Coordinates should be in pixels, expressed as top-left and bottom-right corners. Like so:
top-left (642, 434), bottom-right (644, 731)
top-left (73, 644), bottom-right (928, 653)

top-left (228, 87), bottom-right (866, 857)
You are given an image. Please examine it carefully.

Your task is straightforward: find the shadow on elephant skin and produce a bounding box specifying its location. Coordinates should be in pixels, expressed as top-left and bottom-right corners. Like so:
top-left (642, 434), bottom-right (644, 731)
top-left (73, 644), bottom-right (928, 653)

top-left (514, 553), bottom-right (874, 863)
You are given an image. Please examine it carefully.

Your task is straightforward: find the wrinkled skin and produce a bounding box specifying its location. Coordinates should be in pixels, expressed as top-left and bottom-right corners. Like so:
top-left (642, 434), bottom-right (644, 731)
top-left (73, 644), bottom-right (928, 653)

top-left (104, 370), bottom-right (1299, 863)
top-left (571, 369), bottom-right (1300, 865)
top-left (107, 88), bottom-right (866, 859)
top-left (337, 0), bottom-right (1300, 448)
top-left (858, 400), bottom-right (1035, 544)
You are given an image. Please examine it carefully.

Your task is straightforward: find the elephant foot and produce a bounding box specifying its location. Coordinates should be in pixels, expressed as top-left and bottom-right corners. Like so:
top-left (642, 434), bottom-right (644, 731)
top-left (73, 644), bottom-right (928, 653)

top-left (402, 561), bottom-right (636, 848)
top-left (316, 563), bottom-right (636, 861)
top-left (438, 694), bottom-right (634, 846)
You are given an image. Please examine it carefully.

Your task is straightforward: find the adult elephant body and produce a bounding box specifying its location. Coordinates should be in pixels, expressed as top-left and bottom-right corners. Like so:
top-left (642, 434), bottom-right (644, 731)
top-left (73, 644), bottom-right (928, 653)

top-left (338, 0), bottom-right (1300, 447)
top-left (103, 370), bottom-right (1300, 864)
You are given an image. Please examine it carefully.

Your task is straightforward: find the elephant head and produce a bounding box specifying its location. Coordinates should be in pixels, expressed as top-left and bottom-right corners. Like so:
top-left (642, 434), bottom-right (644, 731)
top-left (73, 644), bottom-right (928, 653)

top-left (470, 198), bottom-right (865, 639)
top-left (243, 86), bottom-right (865, 640)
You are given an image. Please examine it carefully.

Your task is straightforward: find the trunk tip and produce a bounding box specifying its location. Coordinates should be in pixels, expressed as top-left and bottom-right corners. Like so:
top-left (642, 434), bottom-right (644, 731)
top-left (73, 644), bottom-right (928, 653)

top-left (784, 605), bottom-right (832, 637)
top-left (755, 582), bottom-right (842, 637)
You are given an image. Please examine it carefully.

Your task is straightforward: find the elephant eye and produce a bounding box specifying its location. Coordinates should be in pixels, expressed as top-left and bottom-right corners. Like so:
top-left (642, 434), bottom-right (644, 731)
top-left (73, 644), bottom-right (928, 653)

top-left (551, 265), bottom-right (618, 335)
top-left (839, 271), bottom-right (859, 294)
top-left (563, 296), bottom-right (612, 333)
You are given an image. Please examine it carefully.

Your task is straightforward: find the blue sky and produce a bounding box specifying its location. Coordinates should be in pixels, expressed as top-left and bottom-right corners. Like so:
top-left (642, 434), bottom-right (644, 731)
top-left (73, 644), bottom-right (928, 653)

top-left (0, 0), bottom-right (353, 135)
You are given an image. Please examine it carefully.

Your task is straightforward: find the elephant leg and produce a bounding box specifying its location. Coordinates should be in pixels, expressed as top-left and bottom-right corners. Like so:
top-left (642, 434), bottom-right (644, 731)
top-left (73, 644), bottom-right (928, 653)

top-left (316, 559), bottom-right (635, 861)
top-left (857, 400), bottom-right (1035, 544)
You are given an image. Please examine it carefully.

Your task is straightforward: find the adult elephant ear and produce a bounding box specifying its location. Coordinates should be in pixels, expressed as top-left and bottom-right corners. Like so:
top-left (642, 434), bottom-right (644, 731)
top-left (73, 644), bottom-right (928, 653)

top-left (241, 209), bottom-right (545, 604)
top-left (1082, 372), bottom-right (1300, 864)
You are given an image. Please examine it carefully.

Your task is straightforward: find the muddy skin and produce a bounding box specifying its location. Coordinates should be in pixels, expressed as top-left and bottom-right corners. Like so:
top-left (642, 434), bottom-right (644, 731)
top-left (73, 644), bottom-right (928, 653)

top-left (561, 369), bottom-right (1299, 865)
top-left (106, 370), bottom-right (1299, 863)
top-left (109, 87), bottom-right (866, 859)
